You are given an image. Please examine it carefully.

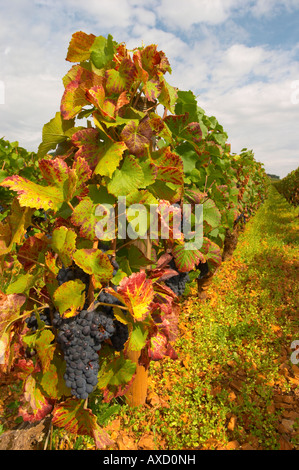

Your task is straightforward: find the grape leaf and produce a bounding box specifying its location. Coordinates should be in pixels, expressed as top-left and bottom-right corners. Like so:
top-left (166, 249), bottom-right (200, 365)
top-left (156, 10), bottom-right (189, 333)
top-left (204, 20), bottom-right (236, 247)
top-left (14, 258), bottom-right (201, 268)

top-left (201, 237), bottom-right (222, 268)
top-left (52, 398), bottom-right (113, 450)
top-left (0, 291), bottom-right (26, 337)
top-left (110, 272), bottom-right (154, 322)
top-left (38, 354), bottom-right (71, 399)
top-left (0, 198), bottom-right (34, 255)
top-left (148, 331), bottom-right (178, 361)
top-left (121, 116), bottom-right (153, 157)
top-left (1, 158), bottom-right (90, 212)
top-left (105, 57), bottom-right (137, 94)
top-left (202, 199), bottom-right (222, 233)
top-left (97, 355), bottom-right (136, 388)
top-left (90, 34), bottom-right (115, 70)
top-left (107, 154), bottom-right (144, 197)
top-left (17, 233), bottom-right (50, 271)
top-left (172, 243), bottom-right (206, 272)
top-left (60, 66), bottom-right (104, 120)
top-left (73, 248), bottom-right (113, 288)
top-left (6, 272), bottom-right (43, 295)
top-left (34, 329), bottom-right (56, 373)
top-left (51, 226), bottom-right (77, 267)
top-left (70, 197), bottom-right (99, 241)
top-left (86, 85), bottom-right (116, 121)
top-left (18, 375), bottom-right (53, 423)
top-left (66, 31), bottom-right (96, 63)
top-left (97, 355), bottom-right (136, 403)
top-left (126, 322), bottom-right (148, 352)
top-left (37, 112), bottom-right (75, 159)
top-left (53, 280), bottom-right (86, 318)
top-left (158, 76), bottom-right (177, 113)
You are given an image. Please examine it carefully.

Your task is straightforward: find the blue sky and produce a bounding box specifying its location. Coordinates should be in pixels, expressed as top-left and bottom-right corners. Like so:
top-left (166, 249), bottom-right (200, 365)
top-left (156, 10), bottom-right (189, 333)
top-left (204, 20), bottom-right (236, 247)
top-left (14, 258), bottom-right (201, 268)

top-left (1, 0), bottom-right (299, 177)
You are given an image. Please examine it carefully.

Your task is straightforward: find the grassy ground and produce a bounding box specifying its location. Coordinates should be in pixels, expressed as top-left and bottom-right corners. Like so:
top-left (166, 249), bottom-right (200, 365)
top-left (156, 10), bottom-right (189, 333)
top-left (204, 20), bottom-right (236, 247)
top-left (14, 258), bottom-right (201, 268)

top-left (99, 184), bottom-right (299, 451)
top-left (1, 185), bottom-right (298, 450)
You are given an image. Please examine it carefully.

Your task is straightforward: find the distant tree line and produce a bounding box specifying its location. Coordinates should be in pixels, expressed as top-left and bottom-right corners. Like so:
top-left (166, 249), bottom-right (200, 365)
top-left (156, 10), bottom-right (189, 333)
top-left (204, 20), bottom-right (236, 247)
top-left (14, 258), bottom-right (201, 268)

top-left (267, 173), bottom-right (280, 180)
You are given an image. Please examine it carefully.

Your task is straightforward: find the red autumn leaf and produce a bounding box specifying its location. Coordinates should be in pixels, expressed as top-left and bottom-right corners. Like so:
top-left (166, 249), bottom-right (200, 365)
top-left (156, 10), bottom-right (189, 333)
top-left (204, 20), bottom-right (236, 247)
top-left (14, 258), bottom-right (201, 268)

top-left (121, 116), bottom-right (153, 157)
top-left (17, 233), bottom-right (49, 271)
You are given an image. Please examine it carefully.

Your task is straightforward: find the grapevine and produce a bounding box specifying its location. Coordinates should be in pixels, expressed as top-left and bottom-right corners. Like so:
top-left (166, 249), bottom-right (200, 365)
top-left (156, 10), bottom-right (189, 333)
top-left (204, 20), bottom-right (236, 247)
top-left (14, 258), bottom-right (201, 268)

top-left (0, 30), bottom-right (268, 448)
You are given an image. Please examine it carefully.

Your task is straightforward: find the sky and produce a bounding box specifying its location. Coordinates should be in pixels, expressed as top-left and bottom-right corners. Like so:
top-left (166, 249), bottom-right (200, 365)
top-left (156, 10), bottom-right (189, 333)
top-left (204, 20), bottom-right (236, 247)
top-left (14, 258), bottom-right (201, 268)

top-left (1, 0), bottom-right (299, 178)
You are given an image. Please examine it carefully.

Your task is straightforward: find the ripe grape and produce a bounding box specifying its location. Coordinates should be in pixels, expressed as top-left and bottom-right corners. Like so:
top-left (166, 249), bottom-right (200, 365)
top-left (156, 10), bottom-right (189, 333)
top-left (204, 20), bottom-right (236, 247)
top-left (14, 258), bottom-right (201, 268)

top-left (53, 308), bottom-right (116, 400)
top-left (97, 290), bottom-right (129, 351)
top-left (164, 259), bottom-right (190, 296)
top-left (25, 307), bottom-right (52, 332)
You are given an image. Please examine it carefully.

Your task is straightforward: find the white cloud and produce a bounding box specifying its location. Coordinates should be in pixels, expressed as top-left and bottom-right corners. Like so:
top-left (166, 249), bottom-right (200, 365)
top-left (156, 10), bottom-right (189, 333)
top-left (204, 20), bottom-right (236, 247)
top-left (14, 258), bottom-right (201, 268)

top-left (251, 0), bottom-right (299, 16)
top-left (155, 0), bottom-right (242, 29)
top-left (0, 0), bottom-right (298, 178)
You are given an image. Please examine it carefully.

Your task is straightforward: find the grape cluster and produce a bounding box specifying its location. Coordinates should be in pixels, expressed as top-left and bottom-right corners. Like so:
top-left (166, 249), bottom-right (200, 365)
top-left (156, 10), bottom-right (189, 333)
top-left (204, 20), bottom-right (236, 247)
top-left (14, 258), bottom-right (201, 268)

top-left (164, 259), bottom-right (190, 296)
top-left (53, 308), bottom-right (116, 400)
top-left (235, 212), bottom-right (246, 225)
top-left (25, 307), bottom-right (52, 332)
top-left (97, 290), bottom-right (129, 352)
top-left (57, 265), bottom-right (90, 289)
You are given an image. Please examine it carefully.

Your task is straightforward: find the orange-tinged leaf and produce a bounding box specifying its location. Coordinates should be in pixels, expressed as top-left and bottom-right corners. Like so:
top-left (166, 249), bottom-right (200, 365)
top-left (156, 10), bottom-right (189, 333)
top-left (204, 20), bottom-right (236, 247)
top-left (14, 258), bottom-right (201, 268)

top-left (18, 375), bottom-right (53, 423)
top-left (0, 291), bottom-right (26, 337)
top-left (66, 31), bottom-right (96, 62)
top-left (52, 398), bottom-right (113, 449)
top-left (0, 198), bottom-right (34, 255)
top-left (114, 272), bottom-right (154, 322)
top-left (17, 233), bottom-right (50, 270)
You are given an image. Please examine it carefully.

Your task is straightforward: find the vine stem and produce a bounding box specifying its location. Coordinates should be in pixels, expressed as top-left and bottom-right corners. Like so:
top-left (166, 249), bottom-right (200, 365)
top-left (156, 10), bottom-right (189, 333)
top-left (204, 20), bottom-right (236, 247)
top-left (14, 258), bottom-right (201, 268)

top-left (97, 301), bottom-right (128, 311)
top-left (67, 201), bottom-right (75, 212)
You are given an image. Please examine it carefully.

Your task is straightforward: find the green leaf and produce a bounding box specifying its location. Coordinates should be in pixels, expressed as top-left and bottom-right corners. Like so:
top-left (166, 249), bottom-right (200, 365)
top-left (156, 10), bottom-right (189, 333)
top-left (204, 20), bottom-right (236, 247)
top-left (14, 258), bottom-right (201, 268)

top-left (18, 375), bottom-right (53, 423)
top-left (176, 142), bottom-right (198, 174)
top-left (73, 248), bottom-right (113, 288)
top-left (53, 280), bottom-right (86, 318)
top-left (175, 90), bottom-right (199, 123)
top-left (39, 354), bottom-right (71, 399)
top-left (37, 112), bottom-right (75, 159)
top-left (97, 355), bottom-right (136, 388)
top-left (90, 34), bottom-right (115, 70)
top-left (94, 141), bottom-right (127, 177)
top-left (51, 226), bottom-right (77, 267)
top-left (60, 67), bottom-right (104, 120)
top-left (107, 155), bottom-right (144, 197)
top-left (201, 237), bottom-right (222, 268)
top-left (71, 197), bottom-right (99, 241)
top-left (202, 199), bottom-right (222, 233)
top-left (35, 329), bottom-right (56, 372)
top-left (158, 76), bottom-right (177, 113)
top-left (106, 57), bottom-right (137, 94)
top-left (6, 272), bottom-right (41, 295)
top-left (127, 322), bottom-right (148, 352)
